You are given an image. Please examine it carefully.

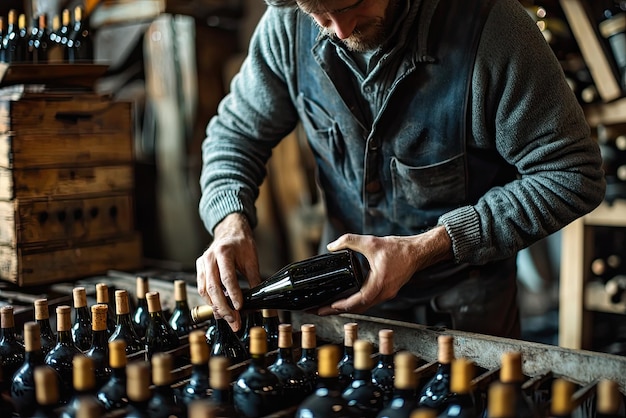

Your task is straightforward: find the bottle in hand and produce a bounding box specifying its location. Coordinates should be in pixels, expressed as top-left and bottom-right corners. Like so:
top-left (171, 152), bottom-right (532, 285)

top-left (11, 322), bottom-right (46, 417)
top-left (0, 305), bottom-right (25, 391)
top-left (84, 304), bottom-right (111, 388)
top-left (418, 335), bottom-right (454, 412)
top-left (342, 339), bottom-right (384, 417)
top-left (438, 358), bottom-right (477, 418)
top-left (71, 287), bottom-right (93, 351)
top-left (178, 330), bottom-right (211, 409)
top-left (96, 340), bottom-right (128, 412)
top-left (297, 323), bottom-right (318, 386)
top-left (147, 352), bottom-right (183, 418)
top-left (145, 291), bottom-right (180, 359)
top-left (376, 351), bottom-right (419, 418)
top-left (34, 299), bottom-right (57, 357)
top-left (109, 289), bottom-right (144, 355)
top-left (133, 276), bottom-right (151, 339)
top-left (338, 322), bottom-right (358, 390)
top-left (169, 279), bottom-right (195, 337)
top-left (31, 365), bottom-right (61, 418)
top-left (372, 329), bottom-right (395, 407)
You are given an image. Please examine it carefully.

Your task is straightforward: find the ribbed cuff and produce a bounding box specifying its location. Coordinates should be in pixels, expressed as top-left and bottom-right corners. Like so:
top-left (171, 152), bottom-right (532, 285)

top-left (199, 190), bottom-right (257, 235)
top-left (437, 205), bottom-right (481, 263)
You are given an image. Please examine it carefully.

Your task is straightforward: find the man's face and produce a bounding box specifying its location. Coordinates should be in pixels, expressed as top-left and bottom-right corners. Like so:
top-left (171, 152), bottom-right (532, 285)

top-left (298, 0), bottom-right (394, 52)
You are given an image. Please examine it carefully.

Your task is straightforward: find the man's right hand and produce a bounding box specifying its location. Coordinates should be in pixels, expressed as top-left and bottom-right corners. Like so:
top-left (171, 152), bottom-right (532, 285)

top-left (195, 213), bottom-right (261, 332)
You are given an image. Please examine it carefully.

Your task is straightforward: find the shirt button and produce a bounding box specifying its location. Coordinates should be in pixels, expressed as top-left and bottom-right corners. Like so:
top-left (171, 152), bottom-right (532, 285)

top-left (365, 180), bottom-right (382, 193)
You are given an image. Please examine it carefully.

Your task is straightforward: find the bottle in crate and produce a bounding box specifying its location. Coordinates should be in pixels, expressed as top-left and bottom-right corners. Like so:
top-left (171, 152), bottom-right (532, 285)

top-left (169, 279), bottom-right (195, 337)
top-left (0, 305), bottom-right (25, 391)
top-left (96, 340), bottom-right (128, 412)
top-left (133, 276), bottom-right (151, 339)
top-left (372, 329), bottom-right (395, 407)
top-left (178, 330), bottom-right (211, 409)
top-left (262, 308), bottom-right (280, 352)
top-left (297, 323), bottom-right (319, 385)
top-left (486, 381), bottom-right (516, 418)
top-left (376, 351), bottom-right (419, 418)
top-left (11, 322), bottom-right (45, 417)
top-left (208, 356), bottom-right (238, 417)
top-left (494, 352), bottom-right (537, 418)
top-left (147, 352), bottom-right (183, 418)
top-left (549, 379), bottom-right (575, 418)
top-left (239, 310), bottom-right (263, 352)
top-left (125, 361), bottom-right (152, 418)
top-left (438, 358), bottom-right (477, 418)
top-left (342, 339), bottom-right (384, 417)
top-left (96, 283), bottom-right (117, 337)
top-left (145, 291), bottom-right (180, 359)
top-left (71, 287), bottom-right (93, 351)
top-left (338, 322), bottom-right (359, 390)
top-left (418, 335), bottom-right (454, 412)
top-left (84, 304), bottom-right (111, 388)
top-left (60, 354), bottom-right (104, 418)
top-left (34, 299), bottom-right (57, 357)
top-left (32, 365), bottom-right (61, 418)
top-left (109, 289), bottom-right (143, 355)
top-left (596, 379), bottom-right (624, 418)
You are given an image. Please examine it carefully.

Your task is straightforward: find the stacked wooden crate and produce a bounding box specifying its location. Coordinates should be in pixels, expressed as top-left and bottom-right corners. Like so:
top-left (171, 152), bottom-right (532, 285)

top-left (0, 87), bottom-right (142, 286)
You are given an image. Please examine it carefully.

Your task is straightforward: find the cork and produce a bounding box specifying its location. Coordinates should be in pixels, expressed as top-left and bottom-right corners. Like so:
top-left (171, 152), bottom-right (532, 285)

top-left (450, 358), bottom-right (474, 394)
top-left (34, 299), bottom-right (50, 321)
top-left (115, 290), bottom-right (130, 315)
top-left (191, 305), bottom-right (214, 323)
top-left (317, 345), bottom-right (340, 378)
top-left (188, 400), bottom-right (217, 418)
top-left (62, 9), bottom-right (70, 27)
top-left (209, 356), bottom-right (231, 390)
top-left (500, 352), bottom-right (523, 383)
top-left (109, 340), bottom-right (127, 369)
top-left (551, 379), bottom-right (575, 417)
top-left (91, 304), bottom-right (108, 332)
top-left (146, 291), bottom-right (162, 313)
top-left (35, 366), bottom-right (59, 406)
top-left (354, 339), bottom-right (373, 371)
top-left (1, 306), bottom-right (15, 328)
top-left (56, 305), bottom-right (72, 332)
top-left (136, 276), bottom-right (150, 300)
top-left (76, 397), bottom-right (103, 418)
top-left (487, 382), bottom-right (515, 418)
top-left (343, 322), bottom-right (358, 347)
top-left (278, 324), bottom-right (293, 349)
top-left (73, 287), bottom-right (88, 308)
top-left (126, 362), bottom-right (151, 403)
top-left (262, 309), bottom-right (278, 318)
top-left (300, 324), bottom-right (316, 349)
top-left (378, 329), bottom-right (394, 356)
top-left (189, 330), bottom-right (209, 365)
top-left (410, 409), bottom-right (437, 418)
top-left (24, 322), bottom-right (42, 353)
top-left (249, 326), bottom-right (268, 356)
top-left (152, 353), bottom-right (173, 386)
top-left (96, 283), bottom-right (110, 304)
top-left (437, 335), bottom-right (454, 364)
top-left (74, 6), bottom-right (83, 23)
top-left (174, 280), bottom-right (187, 302)
top-left (73, 355), bottom-right (96, 392)
top-left (394, 351), bottom-right (417, 390)
top-left (597, 379), bottom-right (620, 415)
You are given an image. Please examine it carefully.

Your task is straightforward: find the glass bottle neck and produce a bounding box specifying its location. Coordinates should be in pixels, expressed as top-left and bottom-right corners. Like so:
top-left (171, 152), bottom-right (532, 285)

top-left (211, 387), bottom-right (231, 405)
top-left (56, 330), bottom-right (74, 345)
top-left (277, 347), bottom-right (295, 363)
top-left (91, 329), bottom-right (109, 348)
top-left (300, 348), bottom-right (317, 360)
top-left (37, 318), bottom-right (55, 336)
top-left (0, 326), bottom-right (19, 341)
top-left (353, 368), bottom-right (372, 381)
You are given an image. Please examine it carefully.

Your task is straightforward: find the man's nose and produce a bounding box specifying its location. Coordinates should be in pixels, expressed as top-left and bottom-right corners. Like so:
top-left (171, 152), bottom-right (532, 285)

top-left (327, 14), bottom-right (357, 39)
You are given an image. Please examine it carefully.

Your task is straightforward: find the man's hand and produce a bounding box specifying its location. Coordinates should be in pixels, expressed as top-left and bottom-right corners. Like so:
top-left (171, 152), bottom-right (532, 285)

top-left (317, 226), bottom-right (453, 315)
top-left (196, 213), bottom-right (261, 331)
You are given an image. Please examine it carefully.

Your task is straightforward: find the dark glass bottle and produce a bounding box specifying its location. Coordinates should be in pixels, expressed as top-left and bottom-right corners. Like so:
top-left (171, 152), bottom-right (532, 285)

top-left (11, 322), bottom-right (46, 417)
top-left (15, 13), bottom-right (29, 62)
top-left (600, 5), bottom-right (626, 88)
top-left (45, 305), bottom-right (82, 404)
top-left (296, 344), bottom-right (356, 418)
top-left (47, 14), bottom-right (62, 63)
top-left (596, 379), bottom-right (622, 418)
top-left (418, 335), bottom-right (454, 412)
top-left (96, 283), bottom-right (116, 337)
top-left (125, 361), bottom-right (152, 418)
top-left (233, 326), bottom-right (283, 417)
top-left (211, 317), bottom-right (249, 365)
top-left (109, 289), bottom-right (144, 355)
top-left (208, 356), bottom-right (238, 417)
top-left (60, 354), bottom-right (104, 418)
top-left (133, 276), bottom-right (151, 340)
top-left (338, 322), bottom-right (358, 390)
top-left (84, 304), bottom-right (111, 388)
top-left (297, 323), bottom-right (318, 386)
top-left (372, 329), bottom-right (395, 407)
top-left (342, 339), bottom-right (384, 417)
top-left (34, 299), bottom-right (57, 357)
top-left (190, 305), bottom-right (216, 347)
top-left (66, 6), bottom-right (93, 63)
top-left (376, 351), bottom-right (419, 418)
top-left (35, 14), bottom-right (50, 63)
top-left (145, 291), bottom-right (180, 359)
top-left (71, 287), bottom-right (92, 352)
top-left (96, 340), bottom-right (127, 412)
top-left (0, 305), bottom-right (25, 391)
top-left (178, 330), bottom-right (211, 409)
top-left (2, 10), bottom-right (18, 63)
top-left (262, 309), bottom-right (280, 352)
top-left (59, 9), bottom-right (71, 61)
top-left (239, 310), bottom-right (263, 352)
top-left (549, 379), bottom-right (575, 418)
top-left (438, 358), bottom-right (477, 418)
top-left (31, 365), bottom-right (61, 418)
top-left (169, 279), bottom-right (195, 337)
top-left (147, 352), bottom-right (183, 418)
top-left (493, 352), bottom-right (536, 418)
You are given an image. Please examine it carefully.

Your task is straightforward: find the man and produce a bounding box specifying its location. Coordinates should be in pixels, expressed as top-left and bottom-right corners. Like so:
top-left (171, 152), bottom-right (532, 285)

top-left (195, 0), bottom-right (606, 338)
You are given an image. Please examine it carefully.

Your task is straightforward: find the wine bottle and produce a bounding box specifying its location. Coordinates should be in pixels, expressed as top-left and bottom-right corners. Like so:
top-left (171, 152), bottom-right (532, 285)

top-left (486, 382), bottom-right (516, 418)
top-left (60, 9), bottom-right (71, 61)
top-left (11, 322), bottom-right (46, 417)
top-left (268, 323), bottom-right (312, 408)
top-left (15, 13), bottom-right (29, 62)
top-left (45, 305), bottom-right (82, 404)
top-left (169, 279), bottom-right (195, 337)
top-left (145, 291), bottom-right (180, 359)
top-left (372, 329), bottom-right (395, 407)
top-left (133, 276), bottom-right (151, 339)
top-left (296, 344), bottom-right (356, 418)
top-left (208, 356), bottom-right (238, 417)
top-left (496, 352), bottom-right (536, 418)
top-left (96, 283), bottom-right (116, 337)
top-left (60, 354), bottom-right (104, 418)
top-left (211, 317), bottom-right (249, 364)
top-left (190, 304), bottom-right (216, 347)
top-left (0, 305), bottom-right (25, 391)
top-left (66, 6), bottom-right (92, 63)
top-left (438, 358), bottom-right (477, 418)
top-left (549, 379), bottom-right (575, 418)
top-left (147, 352), bottom-right (183, 418)
top-left (233, 326), bottom-right (283, 417)
top-left (71, 287), bottom-right (93, 352)
top-left (376, 351), bottom-right (419, 418)
top-left (48, 14), bottom-right (63, 63)
top-left (32, 365), bottom-right (61, 418)
top-left (34, 299), bottom-right (57, 357)
top-left (342, 339), bottom-right (384, 417)
top-left (418, 335), bottom-right (454, 412)
top-left (2, 10), bottom-right (17, 63)
top-left (596, 379), bottom-right (622, 418)
top-left (600, 4), bottom-right (626, 88)
top-left (178, 330), bottom-right (211, 409)
top-left (84, 304), bottom-right (111, 388)
top-left (239, 310), bottom-right (263, 352)
top-left (338, 322), bottom-right (358, 390)
top-left (262, 309), bottom-right (280, 352)
top-left (125, 361), bottom-right (152, 418)
top-left (33, 14), bottom-right (49, 63)
top-left (96, 340), bottom-right (127, 412)
top-left (109, 289), bottom-right (143, 355)
top-left (297, 323), bottom-right (318, 386)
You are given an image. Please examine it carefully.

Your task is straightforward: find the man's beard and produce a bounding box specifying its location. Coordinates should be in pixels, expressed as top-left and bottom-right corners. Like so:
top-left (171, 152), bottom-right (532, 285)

top-left (320, 17), bottom-right (387, 52)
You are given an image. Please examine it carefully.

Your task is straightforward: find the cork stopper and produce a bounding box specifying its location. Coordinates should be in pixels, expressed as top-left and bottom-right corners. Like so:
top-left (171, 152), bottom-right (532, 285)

top-left (189, 330), bottom-right (209, 365)
top-left (151, 353), bottom-right (173, 386)
top-left (174, 280), bottom-right (187, 302)
top-left (317, 345), bottom-right (340, 378)
top-left (597, 379), bottom-right (621, 415)
top-left (109, 340), bottom-right (127, 369)
top-left (91, 304), bottom-right (108, 332)
top-left (56, 305), bottom-right (72, 332)
top-left (450, 358), bottom-right (474, 394)
top-left (38, 14), bottom-right (46, 30)
top-left (18, 13), bottom-right (25, 29)
top-left (378, 329), bottom-right (394, 355)
top-left (410, 409), bottom-right (437, 418)
top-left (394, 351), bottom-right (417, 390)
top-left (62, 9), bottom-right (70, 26)
top-left (262, 309), bottom-right (278, 318)
top-left (126, 362), bottom-right (151, 403)
top-left (136, 276), bottom-right (149, 300)
top-left (188, 401), bottom-right (217, 418)
top-left (209, 356), bottom-right (231, 390)
top-left (487, 381), bottom-right (515, 418)
top-left (115, 289), bottom-right (130, 315)
top-left (7, 10), bottom-right (15, 25)
top-left (343, 322), bottom-right (358, 347)
top-left (1, 305), bottom-right (15, 328)
top-left (500, 352), bottom-right (523, 383)
top-left (278, 324), bottom-right (293, 349)
top-left (52, 15), bottom-right (59, 31)
top-left (437, 335), bottom-right (454, 364)
top-left (249, 326), bottom-right (267, 356)
top-left (35, 366), bottom-right (59, 406)
top-left (301, 324), bottom-right (316, 349)
top-left (354, 339), bottom-right (373, 370)
top-left (73, 287), bottom-right (88, 308)
top-left (73, 355), bottom-right (96, 392)
top-left (96, 283), bottom-right (110, 305)
top-left (146, 291), bottom-right (162, 313)
top-left (74, 6), bottom-right (83, 23)
top-left (191, 305), bottom-right (213, 323)
top-left (551, 379), bottom-right (575, 417)
top-left (34, 299), bottom-right (50, 321)
top-left (76, 397), bottom-right (103, 418)
top-left (24, 322), bottom-right (42, 353)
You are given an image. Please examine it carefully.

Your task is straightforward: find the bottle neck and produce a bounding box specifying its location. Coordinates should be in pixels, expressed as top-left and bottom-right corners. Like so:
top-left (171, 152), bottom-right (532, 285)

top-left (277, 347), bottom-right (295, 363)
top-left (116, 313), bottom-right (134, 327)
top-left (37, 318), bottom-right (55, 336)
top-left (57, 330), bottom-right (74, 345)
top-left (0, 326), bottom-right (19, 341)
top-left (75, 306), bottom-right (90, 318)
top-left (175, 300), bottom-right (190, 310)
top-left (353, 368), bottom-right (372, 382)
top-left (342, 346), bottom-right (354, 358)
top-left (24, 349), bottom-right (45, 366)
top-left (91, 329), bottom-right (109, 348)
top-left (250, 353), bottom-right (267, 369)
top-left (110, 366), bottom-right (127, 381)
top-left (300, 347), bottom-right (317, 360)
top-left (211, 387), bottom-right (231, 405)
top-left (377, 353), bottom-right (394, 366)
